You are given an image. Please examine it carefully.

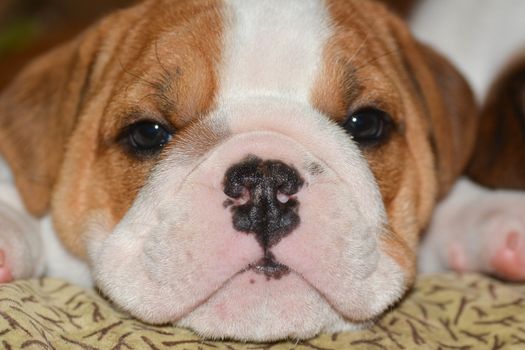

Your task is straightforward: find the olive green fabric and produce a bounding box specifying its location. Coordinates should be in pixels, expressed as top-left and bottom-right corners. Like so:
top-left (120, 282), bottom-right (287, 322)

top-left (0, 273), bottom-right (524, 349)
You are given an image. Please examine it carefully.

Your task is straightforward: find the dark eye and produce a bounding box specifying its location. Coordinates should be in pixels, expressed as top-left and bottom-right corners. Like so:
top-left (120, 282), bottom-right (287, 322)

top-left (126, 121), bottom-right (172, 154)
top-left (343, 108), bottom-right (393, 146)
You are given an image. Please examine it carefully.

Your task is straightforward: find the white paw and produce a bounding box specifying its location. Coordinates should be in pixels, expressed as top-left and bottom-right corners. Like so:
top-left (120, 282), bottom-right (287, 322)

top-left (0, 202), bottom-right (43, 282)
top-left (420, 178), bottom-right (525, 281)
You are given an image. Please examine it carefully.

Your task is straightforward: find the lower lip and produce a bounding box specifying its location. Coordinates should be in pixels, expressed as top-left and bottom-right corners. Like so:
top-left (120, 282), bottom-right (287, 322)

top-left (250, 258), bottom-right (290, 280)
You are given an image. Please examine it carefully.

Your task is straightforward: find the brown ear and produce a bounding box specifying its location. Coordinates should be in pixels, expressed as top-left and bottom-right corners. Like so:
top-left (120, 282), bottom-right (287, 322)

top-left (377, 0), bottom-right (417, 18)
top-left (0, 32), bottom-right (98, 216)
top-left (416, 43), bottom-right (479, 196)
top-left (467, 53), bottom-right (525, 189)
top-left (389, 16), bottom-right (479, 197)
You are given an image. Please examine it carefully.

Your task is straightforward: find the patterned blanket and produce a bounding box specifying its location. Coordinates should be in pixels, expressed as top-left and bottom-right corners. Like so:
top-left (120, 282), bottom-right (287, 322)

top-left (0, 273), bottom-right (524, 349)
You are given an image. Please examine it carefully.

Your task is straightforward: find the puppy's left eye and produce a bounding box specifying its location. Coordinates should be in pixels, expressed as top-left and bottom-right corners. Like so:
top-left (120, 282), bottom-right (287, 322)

top-left (125, 121), bottom-right (172, 154)
top-left (343, 108), bottom-right (393, 146)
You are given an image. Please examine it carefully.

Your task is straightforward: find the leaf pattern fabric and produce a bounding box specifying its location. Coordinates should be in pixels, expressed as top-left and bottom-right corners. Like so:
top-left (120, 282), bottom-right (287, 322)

top-left (0, 273), bottom-right (524, 349)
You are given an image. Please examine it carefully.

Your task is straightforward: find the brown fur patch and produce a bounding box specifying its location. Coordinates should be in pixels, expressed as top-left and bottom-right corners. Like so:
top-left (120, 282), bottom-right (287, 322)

top-left (379, 0), bottom-right (417, 17)
top-left (54, 0), bottom-right (225, 257)
top-left (467, 52), bottom-right (525, 189)
top-left (316, 0), bottom-right (477, 278)
top-left (0, 0), bottom-right (225, 258)
top-left (0, 35), bottom-right (100, 215)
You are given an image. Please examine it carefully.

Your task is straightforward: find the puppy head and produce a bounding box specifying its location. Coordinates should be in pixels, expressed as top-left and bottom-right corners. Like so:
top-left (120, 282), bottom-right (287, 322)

top-left (0, 0), bottom-right (477, 341)
top-left (468, 50), bottom-right (525, 189)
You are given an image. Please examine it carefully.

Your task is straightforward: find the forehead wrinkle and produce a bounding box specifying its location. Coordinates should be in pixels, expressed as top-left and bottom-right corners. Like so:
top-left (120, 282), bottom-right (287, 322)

top-left (98, 1), bottom-right (161, 106)
top-left (149, 71), bottom-right (177, 117)
top-left (103, 0), bottom-right (224, 124)
top-left (147, 38), bottom-right (181, 117)
top-left (340, 65), bottom-right (363, 111)
top-left (331, 0), bottom-right (403, 82)
top-left (314, 0), bottom-right (401, 120)
top-left (311, 39), bottom-right (366, 119)
top-left (107, 67), bottom-right (177, 126)
top-left (320, 59), bottom-right (364, 121)
top-left (347, 3), bottom-right (406, 92)
top-left (117, 40), bottom-right (178, 117)
top-left (340, 6), bottom-right (411, 121)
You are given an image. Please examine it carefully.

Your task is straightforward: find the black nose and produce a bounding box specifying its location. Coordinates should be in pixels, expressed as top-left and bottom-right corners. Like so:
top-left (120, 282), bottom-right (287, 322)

top-left (223, 156), bottom-right (304, 249)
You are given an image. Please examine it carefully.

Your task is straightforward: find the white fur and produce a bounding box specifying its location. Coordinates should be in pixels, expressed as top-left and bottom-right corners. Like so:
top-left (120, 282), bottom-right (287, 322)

top-left (0, 157), bottom-right (89, 284)
top-left (0, 157), bottom-right (21, 210)
top-left (220, 0), bottom-right (331, 103)
top-left (89, 96), bottom-right (404, 340)
top-left (418, 179), bottom-right (483, 272)
top-left (420, 179), bottom-right (525, 275)
top-left (41, 216), bottom-right (92, 287)
top-left (0, 157), bottom-right (43, 279)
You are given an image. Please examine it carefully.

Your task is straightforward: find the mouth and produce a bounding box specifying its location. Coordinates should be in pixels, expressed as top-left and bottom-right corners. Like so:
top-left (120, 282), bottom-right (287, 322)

top-left (248, 252), bottom-right (290, 280)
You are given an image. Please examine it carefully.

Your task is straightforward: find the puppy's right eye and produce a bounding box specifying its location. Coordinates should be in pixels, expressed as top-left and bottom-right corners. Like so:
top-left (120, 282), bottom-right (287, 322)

top-left (124, 121), bottom-right (173, 155)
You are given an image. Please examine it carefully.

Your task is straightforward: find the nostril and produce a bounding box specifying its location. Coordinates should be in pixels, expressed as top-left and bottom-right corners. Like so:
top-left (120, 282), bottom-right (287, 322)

top-left (276, 191), bottom-right (290, 204)
top-left (237, 187), bottom-right (251, 205)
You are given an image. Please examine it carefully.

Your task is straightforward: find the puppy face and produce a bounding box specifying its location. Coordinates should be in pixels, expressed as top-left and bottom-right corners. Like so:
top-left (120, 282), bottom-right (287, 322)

top-left (0, 0), bottom-right (477, 341)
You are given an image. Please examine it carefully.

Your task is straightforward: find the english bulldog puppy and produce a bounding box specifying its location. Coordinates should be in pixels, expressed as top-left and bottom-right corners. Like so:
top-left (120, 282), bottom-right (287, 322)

top-left (412, 0), bottom-right (525, 282)
top-left (0, 0), bottom-right (477, 341)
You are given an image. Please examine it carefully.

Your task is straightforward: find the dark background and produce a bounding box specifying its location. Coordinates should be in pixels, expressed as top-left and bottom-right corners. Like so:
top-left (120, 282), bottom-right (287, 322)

top-left (0, 0), bottom-right (135, 89)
